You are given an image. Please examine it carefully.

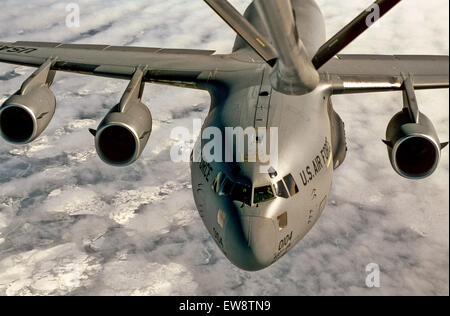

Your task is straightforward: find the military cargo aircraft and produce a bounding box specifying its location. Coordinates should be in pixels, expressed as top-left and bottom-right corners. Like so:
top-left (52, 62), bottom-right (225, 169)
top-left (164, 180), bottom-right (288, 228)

top-left (0, 0), bottom-right (448, 271)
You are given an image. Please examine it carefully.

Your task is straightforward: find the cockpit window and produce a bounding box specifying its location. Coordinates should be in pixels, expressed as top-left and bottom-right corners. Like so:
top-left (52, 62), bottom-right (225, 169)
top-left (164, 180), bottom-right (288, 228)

top-left (253, 185), bottom-right (275, 204)
top-left (212, 175), bottom-right (219, 193)
top-left (212, 172), bottom-right (251, 206)
top-left (274, 180), bottom-right (289, 198)
top-left (231, 183), bottom-right (252, 206)
top-left (283, 174), bottom-right (299, 196)
top-left (221, 177), bottom-right (233, 196)
top-left (212, 172), bottom-right (225, 193)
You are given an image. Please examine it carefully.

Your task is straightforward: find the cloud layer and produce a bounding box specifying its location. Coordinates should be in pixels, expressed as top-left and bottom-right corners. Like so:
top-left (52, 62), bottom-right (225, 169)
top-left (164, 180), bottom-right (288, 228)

top-left (0, 0), bottom-right (448, 296)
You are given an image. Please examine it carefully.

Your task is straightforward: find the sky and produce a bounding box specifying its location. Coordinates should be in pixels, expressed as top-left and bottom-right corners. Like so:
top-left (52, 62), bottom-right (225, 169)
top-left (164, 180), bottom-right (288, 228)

top-left (0, 0), bottom-right (448, 296)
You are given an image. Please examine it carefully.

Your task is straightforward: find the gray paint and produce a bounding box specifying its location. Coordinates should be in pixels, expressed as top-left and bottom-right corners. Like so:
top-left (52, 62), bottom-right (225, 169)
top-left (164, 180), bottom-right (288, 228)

top-left (0, 0), bottom-right (448, 271)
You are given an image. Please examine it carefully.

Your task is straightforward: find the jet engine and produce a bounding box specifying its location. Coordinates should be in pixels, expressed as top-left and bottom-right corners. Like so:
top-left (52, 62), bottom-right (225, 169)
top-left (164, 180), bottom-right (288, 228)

top-left (384, 110), bottom-right (446, 179)
top-left (93, 67), bottom-right (152, 166)
top-left (0, 60), bottom-right (55, 144)
top-left (384, 75), bottom-right (448, 179)
top-left (94, 101), bottom-right (152, 166)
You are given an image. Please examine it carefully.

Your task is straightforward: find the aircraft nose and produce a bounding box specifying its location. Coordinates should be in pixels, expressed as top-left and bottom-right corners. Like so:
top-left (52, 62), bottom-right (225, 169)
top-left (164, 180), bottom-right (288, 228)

top-left (224, 212), bottom-right (277, 271)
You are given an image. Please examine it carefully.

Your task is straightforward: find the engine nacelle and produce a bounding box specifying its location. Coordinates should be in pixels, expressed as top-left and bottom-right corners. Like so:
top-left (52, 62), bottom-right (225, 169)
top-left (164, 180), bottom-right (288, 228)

top-left (0, 86), bottom-right (56, 144)
top-left (95, 100), bottom-right (152, 166)
top-left (385, 110), bottom-right (445, 179)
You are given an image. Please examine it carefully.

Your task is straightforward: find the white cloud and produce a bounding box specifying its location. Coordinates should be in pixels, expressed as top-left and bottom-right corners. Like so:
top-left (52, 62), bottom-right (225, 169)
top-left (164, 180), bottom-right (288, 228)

top-left (0, 0), bottom-right (448, 296)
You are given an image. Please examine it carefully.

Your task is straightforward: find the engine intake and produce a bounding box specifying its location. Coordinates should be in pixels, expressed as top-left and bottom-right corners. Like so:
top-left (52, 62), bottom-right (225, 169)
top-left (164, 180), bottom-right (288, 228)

top-left (0, 86), bottom-right (56, 144)
top-left (95, 101), bottom-right (152, 166)
top-left (0, 60), bottom-right (56, 145)
top-left (385, 110), bottom-right (444, 179)
top-left (93, 67), bottom-right (152, 166)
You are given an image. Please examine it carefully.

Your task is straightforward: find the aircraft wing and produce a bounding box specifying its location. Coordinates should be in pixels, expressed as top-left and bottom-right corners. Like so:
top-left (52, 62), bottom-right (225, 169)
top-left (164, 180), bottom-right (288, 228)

top-left (0, 41), bottom-right (248, 89)
top-left (322, 54), bottom-right (449, 94)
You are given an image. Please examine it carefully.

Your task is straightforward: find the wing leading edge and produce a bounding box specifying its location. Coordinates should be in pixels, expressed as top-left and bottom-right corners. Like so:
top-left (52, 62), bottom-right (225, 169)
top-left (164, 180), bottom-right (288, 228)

top-left (322, 54), bottom-right (449, 94)
top-left (1, 42), bottom-right (448, 95)
top-left (0, 41), bottom-right (254, 89)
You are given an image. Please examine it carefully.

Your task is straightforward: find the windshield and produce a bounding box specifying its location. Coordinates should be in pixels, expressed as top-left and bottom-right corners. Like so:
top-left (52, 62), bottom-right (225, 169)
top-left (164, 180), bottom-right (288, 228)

top-left (221, 177), bottom-right (233, 196)
top-left (274, 180), bottom-right (289, 198)
top-left (253, 185), bottom-right (275, 204)
top-left (283, 174), bottom-right (299, 196)
top-left (212, 172), bottom-right (252, 206)
top-left (231, 183), bottom-right (252, 206)
top-left (212, 172), bottom-right (224, 193)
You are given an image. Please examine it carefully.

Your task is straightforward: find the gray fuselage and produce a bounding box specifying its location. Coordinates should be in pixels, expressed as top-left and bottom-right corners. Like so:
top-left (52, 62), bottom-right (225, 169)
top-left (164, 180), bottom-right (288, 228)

top-left (191, 0), bottom-right (345, 271)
